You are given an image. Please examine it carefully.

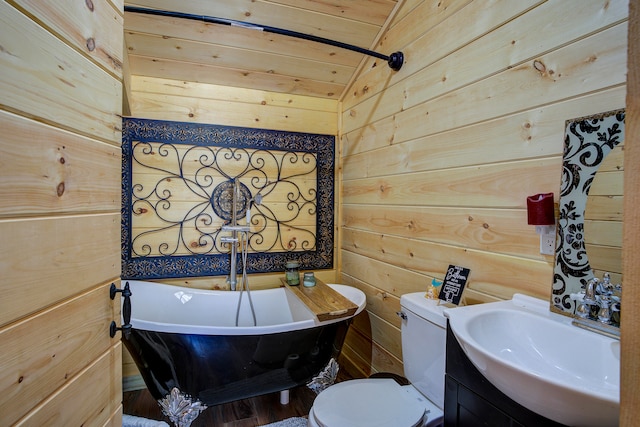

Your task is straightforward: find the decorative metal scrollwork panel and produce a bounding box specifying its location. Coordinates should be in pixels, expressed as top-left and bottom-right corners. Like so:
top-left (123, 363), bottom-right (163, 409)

top-left (122, 118), bottom-right (335, 279)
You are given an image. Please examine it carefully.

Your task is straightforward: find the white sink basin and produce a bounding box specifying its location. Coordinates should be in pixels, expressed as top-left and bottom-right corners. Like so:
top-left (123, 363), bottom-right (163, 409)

top-left (444, 294), bottom-right (619, 427)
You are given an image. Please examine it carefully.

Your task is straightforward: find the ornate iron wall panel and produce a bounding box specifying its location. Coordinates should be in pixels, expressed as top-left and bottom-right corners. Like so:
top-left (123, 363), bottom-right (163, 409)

top-left (122, 118), bottom-right (335, 279)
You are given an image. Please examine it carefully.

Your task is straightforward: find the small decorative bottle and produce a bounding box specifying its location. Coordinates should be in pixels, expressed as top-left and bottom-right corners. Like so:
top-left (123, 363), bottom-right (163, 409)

top-left (303, 272), bottom-right (316, 287)
top-left (285, 261), bottom-right (300, 286)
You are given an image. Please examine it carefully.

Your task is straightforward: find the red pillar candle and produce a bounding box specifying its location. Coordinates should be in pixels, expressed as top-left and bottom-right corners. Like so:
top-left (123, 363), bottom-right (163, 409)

top-left (526, 193), bottom-right (555, 225)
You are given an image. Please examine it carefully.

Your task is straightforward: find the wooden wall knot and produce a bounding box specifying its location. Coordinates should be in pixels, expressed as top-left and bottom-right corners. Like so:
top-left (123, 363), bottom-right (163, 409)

top-left (533, 60), bottom-right (546, 74)
top-left (533, 60), bottom-right (558, 81)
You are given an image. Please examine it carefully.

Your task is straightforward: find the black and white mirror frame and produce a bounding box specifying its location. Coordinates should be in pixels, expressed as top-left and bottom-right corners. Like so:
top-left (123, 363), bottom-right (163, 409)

top-left (552, 109), bottom-right (624, 316)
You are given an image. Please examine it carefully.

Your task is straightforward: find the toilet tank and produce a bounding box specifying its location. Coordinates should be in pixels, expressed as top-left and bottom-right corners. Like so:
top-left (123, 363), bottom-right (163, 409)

top-left (400, 292), bottom-right (447, 409)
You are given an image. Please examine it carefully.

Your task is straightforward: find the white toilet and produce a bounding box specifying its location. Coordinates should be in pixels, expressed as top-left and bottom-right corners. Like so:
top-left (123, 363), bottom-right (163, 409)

top-left (308, 292), bottom-right (446, 427)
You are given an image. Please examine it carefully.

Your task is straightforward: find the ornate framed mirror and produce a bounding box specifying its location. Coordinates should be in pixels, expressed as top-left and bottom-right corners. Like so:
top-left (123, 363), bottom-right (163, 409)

top-left (551, 109), bottom-right (624, 324)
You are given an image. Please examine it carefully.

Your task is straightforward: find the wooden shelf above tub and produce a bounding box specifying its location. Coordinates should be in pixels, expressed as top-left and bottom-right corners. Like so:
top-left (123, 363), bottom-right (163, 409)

top-left (280, 277), bottom-right (358, 322)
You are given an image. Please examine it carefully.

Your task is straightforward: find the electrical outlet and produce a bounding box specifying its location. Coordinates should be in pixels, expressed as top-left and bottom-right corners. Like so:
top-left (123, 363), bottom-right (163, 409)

top-left (540, 232), bottom-right (556, 255)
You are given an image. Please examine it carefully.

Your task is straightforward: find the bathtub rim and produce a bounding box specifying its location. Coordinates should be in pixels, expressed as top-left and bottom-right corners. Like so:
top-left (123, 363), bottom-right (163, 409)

top-left (123, 279), bottom-right (366, 336)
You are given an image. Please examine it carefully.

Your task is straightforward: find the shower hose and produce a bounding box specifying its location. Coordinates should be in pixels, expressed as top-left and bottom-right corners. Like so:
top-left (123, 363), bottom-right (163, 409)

top-left (235, 230), bottom-right (257, 327)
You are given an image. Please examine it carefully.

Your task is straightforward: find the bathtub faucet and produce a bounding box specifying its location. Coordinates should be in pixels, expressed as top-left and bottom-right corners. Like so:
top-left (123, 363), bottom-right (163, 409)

top-left (221, 226), bottom-right (249, 291)
top-left (221, 180), bottom-right (249, 291)
top-left (220, 233), bottom-right (239, 290)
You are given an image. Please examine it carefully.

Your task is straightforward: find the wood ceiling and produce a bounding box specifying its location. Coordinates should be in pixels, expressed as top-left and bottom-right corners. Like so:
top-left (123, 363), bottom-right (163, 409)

top-left (124, 1), bottom-right (402, 100)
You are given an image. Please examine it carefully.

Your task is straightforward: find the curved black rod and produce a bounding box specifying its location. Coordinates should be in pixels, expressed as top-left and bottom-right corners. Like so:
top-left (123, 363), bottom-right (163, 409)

top-left (124, 6), bottom-right (404, 71)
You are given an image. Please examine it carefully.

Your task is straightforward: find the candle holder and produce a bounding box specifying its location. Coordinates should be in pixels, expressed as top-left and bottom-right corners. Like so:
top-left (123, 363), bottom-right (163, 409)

top-left (526, 193), bottom-right (556, 255)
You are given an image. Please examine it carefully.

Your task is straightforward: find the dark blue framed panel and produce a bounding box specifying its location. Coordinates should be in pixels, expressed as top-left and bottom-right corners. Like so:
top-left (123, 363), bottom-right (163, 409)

top-left (122, 118), bottom-right (335, 279)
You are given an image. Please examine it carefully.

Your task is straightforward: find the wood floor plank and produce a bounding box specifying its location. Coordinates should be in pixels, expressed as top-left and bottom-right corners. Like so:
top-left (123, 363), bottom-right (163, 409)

top-left (123, 367), bottom-right (354, 425)
top-left (123, 385), bottom-right (315, 426)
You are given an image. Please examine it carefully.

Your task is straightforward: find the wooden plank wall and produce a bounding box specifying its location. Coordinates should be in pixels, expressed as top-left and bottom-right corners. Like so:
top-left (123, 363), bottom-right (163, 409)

top-left (339, 0), bottom-right (628, 378)
top-left (622, 0), bottom-right (640, 423)
top-left (128, 75), bottom-right (339, 288)
top-left (128, 76), bottom-right (339, 290)
top-left (586, 142), bottom-right (623, 281)
top-left (123, 0), bottom-right (393, 99)
top-left (0, 1), bottom-right (123, 425)
top-left (124, 76), bottom-right (340, 382)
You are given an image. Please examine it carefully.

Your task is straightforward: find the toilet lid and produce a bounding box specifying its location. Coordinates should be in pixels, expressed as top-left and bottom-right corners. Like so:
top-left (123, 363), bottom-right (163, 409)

top-left (312, 379), bottom-right (427, 427)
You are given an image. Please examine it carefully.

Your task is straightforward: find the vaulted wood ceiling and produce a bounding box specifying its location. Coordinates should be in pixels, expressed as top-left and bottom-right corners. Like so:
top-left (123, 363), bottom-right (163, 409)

top-left (124, 1), bottom-right (401, 100)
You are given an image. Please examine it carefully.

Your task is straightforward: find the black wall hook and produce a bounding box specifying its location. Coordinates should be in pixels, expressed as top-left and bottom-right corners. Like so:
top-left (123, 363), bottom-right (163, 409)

top-left (110, 282), bottom-right (132, 339)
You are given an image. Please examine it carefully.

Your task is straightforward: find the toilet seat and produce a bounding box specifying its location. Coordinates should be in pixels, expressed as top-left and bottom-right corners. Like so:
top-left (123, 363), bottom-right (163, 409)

top-left (309, 378), bottom-right (440, 427)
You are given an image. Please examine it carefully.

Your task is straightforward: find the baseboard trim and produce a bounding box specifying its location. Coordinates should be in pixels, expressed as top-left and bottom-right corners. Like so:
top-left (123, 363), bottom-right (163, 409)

top-left (123, 374), bottom-right (147, 392)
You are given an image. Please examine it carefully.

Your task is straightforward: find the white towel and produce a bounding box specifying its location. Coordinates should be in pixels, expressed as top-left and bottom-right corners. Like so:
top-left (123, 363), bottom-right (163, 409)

top-left (259, 417), bottom-right (308, 427)
top-left (122, 414), bottom-right (170, 427)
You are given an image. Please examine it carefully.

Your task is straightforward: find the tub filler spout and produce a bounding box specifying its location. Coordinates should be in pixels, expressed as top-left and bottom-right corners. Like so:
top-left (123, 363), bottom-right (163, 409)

top-left (221, 225), bottom-right (249, 291)
top-left (220, 233), bottom-right (240, 291)
top-left (221, 179), bottom-right (251, 291)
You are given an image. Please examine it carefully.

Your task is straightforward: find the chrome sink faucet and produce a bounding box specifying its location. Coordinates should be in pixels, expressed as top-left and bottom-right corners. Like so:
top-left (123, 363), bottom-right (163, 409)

top-left (576, 273), bottom-right (621, 326)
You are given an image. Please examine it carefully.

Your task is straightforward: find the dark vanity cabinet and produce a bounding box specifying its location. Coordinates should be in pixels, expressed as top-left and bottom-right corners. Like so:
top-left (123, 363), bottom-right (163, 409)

top-left (444, 323), bottom-right (565, 427)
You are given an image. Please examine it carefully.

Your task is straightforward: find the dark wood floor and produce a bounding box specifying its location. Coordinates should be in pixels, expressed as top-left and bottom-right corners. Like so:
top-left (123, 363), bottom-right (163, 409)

top-left (123, 385), bottom-right (316, 426)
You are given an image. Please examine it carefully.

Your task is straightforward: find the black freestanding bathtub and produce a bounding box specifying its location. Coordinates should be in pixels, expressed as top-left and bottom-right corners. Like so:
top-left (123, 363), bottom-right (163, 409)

top-left (121, 280), bottom-right (365, 426)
